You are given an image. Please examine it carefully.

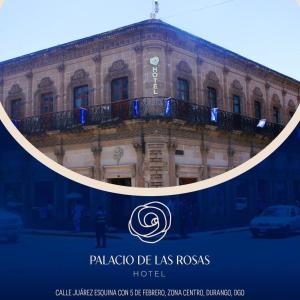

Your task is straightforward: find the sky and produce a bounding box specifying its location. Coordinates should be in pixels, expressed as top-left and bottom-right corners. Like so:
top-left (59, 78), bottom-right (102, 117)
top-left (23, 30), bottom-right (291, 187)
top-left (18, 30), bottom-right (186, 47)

top-left (0, 0), bottom-right (299, 81)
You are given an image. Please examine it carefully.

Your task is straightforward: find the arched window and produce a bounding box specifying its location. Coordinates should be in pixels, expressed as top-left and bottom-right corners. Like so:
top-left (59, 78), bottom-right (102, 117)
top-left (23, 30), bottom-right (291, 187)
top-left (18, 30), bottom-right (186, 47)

top-left (11, 99), bottom-right (23, 120)
top-left (6, 84), bottom-right (26, 120)
top-left (207, 87), bottom-right (217, 108)
top-left (203, 71), bottom-right (222, 108)
top-left (74, 85), bottom-right (89, 108)
top-left (176, 78), bottom-right (190, 101)
top-left (40, 92), bottom-right (54, 114)
top-left (254, 100), bottom-right (262, 120)
top-left (111, 77), bottom-right (129, 102)
top-left (233, 95), bottom-right (241, 114)
top-left (67, 69), bottom-right (93, 110)
top-left (272, 106), bottom-right (280, 124)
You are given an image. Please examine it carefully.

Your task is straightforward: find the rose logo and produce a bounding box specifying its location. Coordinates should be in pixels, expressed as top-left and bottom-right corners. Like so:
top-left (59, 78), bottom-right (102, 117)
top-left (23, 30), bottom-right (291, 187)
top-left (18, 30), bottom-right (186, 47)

top-left (128, 201), bottom-right (172, 244)
top-left (150, 56), bottom-right (160, 66)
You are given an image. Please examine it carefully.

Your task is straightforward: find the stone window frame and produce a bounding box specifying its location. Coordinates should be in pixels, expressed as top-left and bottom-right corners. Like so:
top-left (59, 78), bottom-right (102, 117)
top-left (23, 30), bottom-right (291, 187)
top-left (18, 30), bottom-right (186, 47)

top-left (5, 84), bottom-right (26, 119)
top-left (173, 61), bottom-right (196, 102)
top-left (287, 99), bottom-right (296, 120)
top-left (104, 60), bottom-right (134, 103)
top-left (34, 77), bottom-right (58, 115)
top-left (271, 93), bottom-right (282, 124)
top-left (203, 71), bottom-right (223, 109)
top-left (67, 69), bottom-right (94, 110)
top-left (251, 87), bottom-right (265, 119)
top-left (229, 79), bottom-right (245, 114)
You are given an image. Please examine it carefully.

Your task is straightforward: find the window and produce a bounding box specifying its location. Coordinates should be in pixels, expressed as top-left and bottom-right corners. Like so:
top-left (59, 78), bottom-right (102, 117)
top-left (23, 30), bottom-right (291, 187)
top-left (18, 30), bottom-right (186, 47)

top-left (111, 77), bottom-right (129, 102)
top-left (207, 87), bottom-right (217, 108)
top-left (74, 85), bottom-right (89, 109)
top-left (254, 101), bottom-right (262, 120)
top-left (233, 95), bottom-right (241, 114)
top-left (176, 78), bottom-right (189, 101)
top-left (10, 99), bottom-right (23, 120)
top-left (272, 106), bottom-right (280, 123)
top-left (40, 93), bottom-right (54, 114)
top-left (289, 111), bottom-right (295, 119)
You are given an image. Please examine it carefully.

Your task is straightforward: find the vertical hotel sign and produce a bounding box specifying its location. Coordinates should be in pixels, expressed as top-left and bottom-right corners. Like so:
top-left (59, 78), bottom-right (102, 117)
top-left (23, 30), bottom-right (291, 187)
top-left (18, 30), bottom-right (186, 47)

top-left (150, 56), bottom-right (160, 95)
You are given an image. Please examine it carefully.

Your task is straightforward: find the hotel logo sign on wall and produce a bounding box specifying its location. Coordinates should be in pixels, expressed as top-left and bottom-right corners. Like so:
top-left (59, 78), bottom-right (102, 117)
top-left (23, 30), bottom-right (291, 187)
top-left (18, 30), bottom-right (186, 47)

top-left (150, 56), bottom-right (160, 95)
top-left (128, 201), bottom-right (172, 244)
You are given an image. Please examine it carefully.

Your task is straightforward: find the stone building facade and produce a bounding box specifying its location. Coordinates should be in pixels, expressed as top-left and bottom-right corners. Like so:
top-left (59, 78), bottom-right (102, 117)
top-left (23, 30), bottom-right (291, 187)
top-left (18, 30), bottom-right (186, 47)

top-left (0, 19), bottom-right (299, 187)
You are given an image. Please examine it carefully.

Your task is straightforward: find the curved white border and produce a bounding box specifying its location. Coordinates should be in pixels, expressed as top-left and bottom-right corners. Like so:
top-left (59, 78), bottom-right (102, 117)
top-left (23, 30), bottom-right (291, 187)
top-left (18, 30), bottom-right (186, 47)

top-left (0, 103), bottom-right (299, 196)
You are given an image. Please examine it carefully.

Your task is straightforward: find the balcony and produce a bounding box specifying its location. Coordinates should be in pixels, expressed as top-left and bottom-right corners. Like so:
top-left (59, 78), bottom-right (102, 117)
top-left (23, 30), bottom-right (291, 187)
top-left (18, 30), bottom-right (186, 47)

top-left (13, 97), bottom-right (284, 138)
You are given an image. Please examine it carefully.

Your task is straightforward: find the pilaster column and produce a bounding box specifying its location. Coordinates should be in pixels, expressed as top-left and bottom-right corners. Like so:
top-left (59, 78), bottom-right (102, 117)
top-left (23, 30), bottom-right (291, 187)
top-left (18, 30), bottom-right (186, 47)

top-left (282, 89), bottom-right (287, 124)
top-left (133, 142), bottom-right (145, 187)
top-left (57, 64), bottom-right (65, 111)
top-left (93, 54), bottom-right (102, 105)
top-left (196, 57), bottom-right (203, 105)
top-left (265, 82), bottom-right (271, 121)
top-left (223, 67), bottom-right (229, 111)
top-left (168, 140), bottom-right (177, 186)
top-left (91, 141), bottom-right (102, 181)
top-left (200, 130), bottom-right (209, 179)
top-left (165, 45), bottom-right (173, 97)
top-left (245, 75), bottom-right (252, 117)
top-left (134, 46), bottom-right (144, 98)
top-left (26, 71), bottom-right (33, 116)
top-left (54, 140), bottom-right (65, 165)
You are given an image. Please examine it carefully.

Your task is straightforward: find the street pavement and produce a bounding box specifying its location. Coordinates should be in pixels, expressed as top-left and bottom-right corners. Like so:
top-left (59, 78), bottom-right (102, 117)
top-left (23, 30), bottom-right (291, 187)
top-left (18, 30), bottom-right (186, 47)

top-left (0, 230), bottom-right (300, 299)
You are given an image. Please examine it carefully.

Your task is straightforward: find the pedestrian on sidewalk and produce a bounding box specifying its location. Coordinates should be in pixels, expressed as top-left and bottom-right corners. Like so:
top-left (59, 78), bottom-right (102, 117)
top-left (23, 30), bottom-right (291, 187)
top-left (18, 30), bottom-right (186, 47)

top-left (95, 206), bottom-right (107, 248)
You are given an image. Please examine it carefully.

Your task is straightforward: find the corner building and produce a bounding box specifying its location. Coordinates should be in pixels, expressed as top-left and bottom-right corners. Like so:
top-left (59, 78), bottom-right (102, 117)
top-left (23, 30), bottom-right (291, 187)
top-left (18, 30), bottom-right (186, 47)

top-left (0, 20), bottom-right (299, 187)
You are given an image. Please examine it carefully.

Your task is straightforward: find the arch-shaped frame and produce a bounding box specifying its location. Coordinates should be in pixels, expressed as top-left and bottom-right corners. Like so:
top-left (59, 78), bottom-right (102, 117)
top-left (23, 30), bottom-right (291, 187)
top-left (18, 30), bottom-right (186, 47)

top-left (173, 60), bottom-right (196, 101)
top-left (5, 84), bottom-right (26, 118)
top-left (228, 79), bottom-right (246, 114)
top-left (34, 77), bottom-right (58, 115)
top-left (104, 60), bottom-right (134, 102)
top-left (66, 69), bottom-right (94, 110)
top-left (251, 87), bottom-right (265, 119)
top-left (203, 71), bottom-right (223, 108)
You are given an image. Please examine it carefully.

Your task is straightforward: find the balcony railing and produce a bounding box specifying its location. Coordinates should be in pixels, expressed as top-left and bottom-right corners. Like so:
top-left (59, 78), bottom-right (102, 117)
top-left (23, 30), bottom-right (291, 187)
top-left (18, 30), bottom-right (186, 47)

top-left (14, 97), bottom-right (284, 138)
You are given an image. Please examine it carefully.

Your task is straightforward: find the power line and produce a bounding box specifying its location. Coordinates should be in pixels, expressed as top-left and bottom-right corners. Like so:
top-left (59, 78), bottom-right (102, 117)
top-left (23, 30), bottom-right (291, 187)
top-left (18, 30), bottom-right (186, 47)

top-left (162, 0), bottom-right (237, 20)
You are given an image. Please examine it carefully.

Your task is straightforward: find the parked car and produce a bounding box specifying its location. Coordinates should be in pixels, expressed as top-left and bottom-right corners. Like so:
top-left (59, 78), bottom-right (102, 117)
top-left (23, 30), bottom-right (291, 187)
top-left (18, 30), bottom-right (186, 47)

top-left (0, 209), bottom-right (23, 242)
top-left (250, 205), bottom-right (300, 237)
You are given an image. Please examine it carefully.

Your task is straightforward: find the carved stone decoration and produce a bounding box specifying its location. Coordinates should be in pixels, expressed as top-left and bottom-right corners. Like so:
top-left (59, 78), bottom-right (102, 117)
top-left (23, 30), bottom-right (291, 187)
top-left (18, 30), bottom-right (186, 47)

top-left (207, 71), bottom-right (219, 83)
top-left (253, 87), bottom-right (264, 98)
top-left (134, 45), bottom-right (144, 54)
top-left (177, 61), bottom-right (192, 74)
top-left (92, 54), bottom-right (102, 64)
top-left (71, 69), bottom-right (89, 82)
top-left (287, 99), bottom-right (296, 114)
top-left (113, 147), bottom-right (124, 165)
top-left (109, 60), bottom-right (128, 73)
top-left (271, 93), bottom-right (281, 107)
top-left (38, 77), bottom-right (54, 89)
top-left (8, 84), bottom-right (23, 96)
top-left (26, 71), bottom-right (33, 79)
top-left (232, 79), bottom-right (243, 91)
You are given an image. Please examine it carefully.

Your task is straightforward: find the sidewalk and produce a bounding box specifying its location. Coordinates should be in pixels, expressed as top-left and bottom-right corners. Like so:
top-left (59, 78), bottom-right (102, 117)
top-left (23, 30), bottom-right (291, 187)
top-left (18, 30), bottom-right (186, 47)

top-left (22, 226), bottom-right (249, 239)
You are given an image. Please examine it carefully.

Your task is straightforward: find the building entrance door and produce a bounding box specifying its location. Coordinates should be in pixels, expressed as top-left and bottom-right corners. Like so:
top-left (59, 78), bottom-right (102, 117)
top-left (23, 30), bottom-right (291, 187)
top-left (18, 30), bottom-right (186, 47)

top-left (179, 178), bottom-right (198, 185)
top-left (108, 178), bottom-right (132, 186)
